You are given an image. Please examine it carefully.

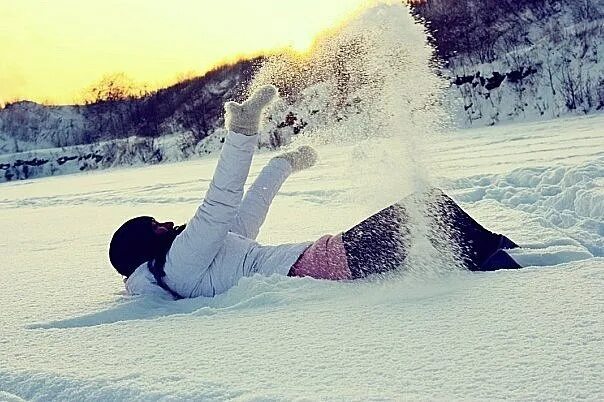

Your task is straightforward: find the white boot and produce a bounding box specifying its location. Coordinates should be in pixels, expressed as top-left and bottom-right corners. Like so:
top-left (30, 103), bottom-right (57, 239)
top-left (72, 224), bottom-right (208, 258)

top-left (224, 85), bottom-right (277, 136)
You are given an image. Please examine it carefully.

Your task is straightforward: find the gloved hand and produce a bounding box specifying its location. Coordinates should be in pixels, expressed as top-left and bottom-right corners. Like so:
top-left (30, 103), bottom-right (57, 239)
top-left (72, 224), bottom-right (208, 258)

top-left (273, 145), bottom-right (318, 173)
top-left (224, 85), bottom-right (277, 136)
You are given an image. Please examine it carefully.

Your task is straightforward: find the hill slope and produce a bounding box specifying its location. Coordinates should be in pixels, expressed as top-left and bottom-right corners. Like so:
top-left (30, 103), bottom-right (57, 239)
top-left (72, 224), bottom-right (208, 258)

top-left (0, 59), bottom-right (259, 154)
top-left (410, 0), bottom-right (604, 126)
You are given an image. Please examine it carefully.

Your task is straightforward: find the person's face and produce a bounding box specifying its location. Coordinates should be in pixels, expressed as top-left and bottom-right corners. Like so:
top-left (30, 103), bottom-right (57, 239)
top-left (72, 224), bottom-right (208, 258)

top-left (151, 218), bottom-right (174, 236)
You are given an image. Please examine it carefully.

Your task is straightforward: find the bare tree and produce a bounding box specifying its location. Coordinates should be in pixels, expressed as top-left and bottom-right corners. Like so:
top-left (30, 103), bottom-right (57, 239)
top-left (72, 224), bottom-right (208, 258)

top-left (81, 73), bottom-right (147, 104)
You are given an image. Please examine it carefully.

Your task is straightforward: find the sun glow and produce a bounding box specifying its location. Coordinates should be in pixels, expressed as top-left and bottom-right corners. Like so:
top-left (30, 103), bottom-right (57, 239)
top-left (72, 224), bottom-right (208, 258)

top-left (0, 0), bottom-right (373, 105)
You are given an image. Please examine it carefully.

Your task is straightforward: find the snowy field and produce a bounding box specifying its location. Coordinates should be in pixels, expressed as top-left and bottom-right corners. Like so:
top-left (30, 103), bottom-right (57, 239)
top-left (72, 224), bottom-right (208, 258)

top-left (0, 114), bottom-right (603, 400)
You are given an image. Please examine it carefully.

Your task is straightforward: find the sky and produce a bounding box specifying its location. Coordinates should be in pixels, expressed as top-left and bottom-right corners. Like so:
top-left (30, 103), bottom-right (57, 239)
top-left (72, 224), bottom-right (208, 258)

top-left (0, 0), bottom-right (369, 105)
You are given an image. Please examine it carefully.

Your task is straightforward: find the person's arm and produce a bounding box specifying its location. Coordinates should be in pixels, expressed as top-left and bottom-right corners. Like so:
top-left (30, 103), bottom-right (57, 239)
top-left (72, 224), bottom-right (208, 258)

top-left (168, 85), bottom-right (277, 275)
top-left (231, 146), bottom-right (317, 240)
top-left (171, 132), bottom-right (256, 267)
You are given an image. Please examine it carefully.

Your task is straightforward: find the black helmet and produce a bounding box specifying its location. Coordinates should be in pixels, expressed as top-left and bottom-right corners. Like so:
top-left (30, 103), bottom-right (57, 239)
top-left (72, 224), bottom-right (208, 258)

top-left (109, 216), bottom-right (158, 277)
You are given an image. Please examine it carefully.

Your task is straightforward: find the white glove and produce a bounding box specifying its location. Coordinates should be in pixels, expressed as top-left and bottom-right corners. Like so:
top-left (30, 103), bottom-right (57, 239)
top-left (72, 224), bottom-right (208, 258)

top-left (224, 85), bottom-right (277, 136)
top-left (274, 146), bottom-right (318, 173)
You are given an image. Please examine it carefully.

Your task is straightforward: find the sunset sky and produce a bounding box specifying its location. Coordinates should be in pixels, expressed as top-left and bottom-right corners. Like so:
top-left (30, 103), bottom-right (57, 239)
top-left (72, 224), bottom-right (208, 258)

top-left (0, 0), bottom-right (370, 105)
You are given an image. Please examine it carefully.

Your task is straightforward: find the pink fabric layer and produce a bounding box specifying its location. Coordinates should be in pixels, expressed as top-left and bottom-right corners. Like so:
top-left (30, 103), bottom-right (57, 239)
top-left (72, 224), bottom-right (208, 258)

top-left (290, 234), bottom-right (351, 280)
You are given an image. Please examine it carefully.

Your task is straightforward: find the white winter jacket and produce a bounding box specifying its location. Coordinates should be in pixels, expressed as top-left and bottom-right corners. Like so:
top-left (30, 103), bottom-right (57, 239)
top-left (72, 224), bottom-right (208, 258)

top-left (125, 131), bottom-right (312, 298)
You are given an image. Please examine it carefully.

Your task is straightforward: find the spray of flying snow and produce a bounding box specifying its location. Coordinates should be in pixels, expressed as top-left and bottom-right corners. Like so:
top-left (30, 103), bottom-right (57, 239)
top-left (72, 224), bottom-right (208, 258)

top-left (250, 2), bottom-right (462, 274)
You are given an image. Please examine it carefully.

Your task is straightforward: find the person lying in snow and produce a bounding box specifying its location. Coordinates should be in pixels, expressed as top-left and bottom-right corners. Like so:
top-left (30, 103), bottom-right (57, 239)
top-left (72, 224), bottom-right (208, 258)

top-left (109, 85), bottom-right (521, 300)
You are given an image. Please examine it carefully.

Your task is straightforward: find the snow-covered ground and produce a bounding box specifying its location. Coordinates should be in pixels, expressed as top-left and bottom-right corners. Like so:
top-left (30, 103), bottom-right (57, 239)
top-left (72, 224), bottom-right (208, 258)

top-left (0, 113), bottom-right (602, 400)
